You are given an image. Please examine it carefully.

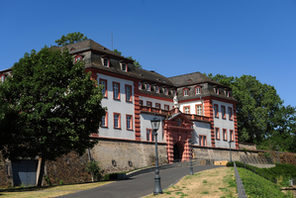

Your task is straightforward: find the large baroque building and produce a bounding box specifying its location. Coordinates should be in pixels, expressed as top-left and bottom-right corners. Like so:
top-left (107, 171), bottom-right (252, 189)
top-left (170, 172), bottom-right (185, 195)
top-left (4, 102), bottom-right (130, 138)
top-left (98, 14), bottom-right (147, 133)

top-left (0, 39), bottom-right (238, 168)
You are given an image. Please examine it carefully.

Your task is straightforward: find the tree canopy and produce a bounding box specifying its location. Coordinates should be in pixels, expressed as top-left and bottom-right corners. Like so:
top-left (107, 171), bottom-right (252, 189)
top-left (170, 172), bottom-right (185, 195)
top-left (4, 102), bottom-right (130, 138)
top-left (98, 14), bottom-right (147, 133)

top-left (55, 32), bottom-right (88, 46)
top-left (0, 47), bottom-right (105, 161)
top-left (208, 73), bottom-right (296, 152)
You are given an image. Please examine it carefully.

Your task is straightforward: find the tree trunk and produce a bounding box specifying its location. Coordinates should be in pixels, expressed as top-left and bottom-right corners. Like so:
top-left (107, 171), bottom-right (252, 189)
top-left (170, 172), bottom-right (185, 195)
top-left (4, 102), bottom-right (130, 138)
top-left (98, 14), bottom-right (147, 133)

top-left (36, 158), bottom-right (45, 187)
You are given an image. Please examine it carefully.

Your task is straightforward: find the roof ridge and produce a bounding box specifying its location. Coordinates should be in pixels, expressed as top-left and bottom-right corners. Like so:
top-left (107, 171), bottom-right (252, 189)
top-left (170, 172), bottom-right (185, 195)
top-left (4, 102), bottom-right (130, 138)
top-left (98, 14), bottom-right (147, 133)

top-left (168, 71), bottom-right (204, 78)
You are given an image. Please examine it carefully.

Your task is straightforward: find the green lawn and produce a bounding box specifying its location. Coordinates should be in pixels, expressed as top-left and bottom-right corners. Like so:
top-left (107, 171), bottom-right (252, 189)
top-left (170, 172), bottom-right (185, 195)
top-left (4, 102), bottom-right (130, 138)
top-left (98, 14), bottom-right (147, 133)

top-left (238, 167), bottom-right (293, 198)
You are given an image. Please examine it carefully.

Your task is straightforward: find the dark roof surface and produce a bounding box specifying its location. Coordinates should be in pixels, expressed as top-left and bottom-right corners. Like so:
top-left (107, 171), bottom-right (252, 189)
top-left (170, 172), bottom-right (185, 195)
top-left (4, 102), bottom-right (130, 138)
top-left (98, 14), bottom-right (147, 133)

top-left (169, 72), bottom-right (225, 87)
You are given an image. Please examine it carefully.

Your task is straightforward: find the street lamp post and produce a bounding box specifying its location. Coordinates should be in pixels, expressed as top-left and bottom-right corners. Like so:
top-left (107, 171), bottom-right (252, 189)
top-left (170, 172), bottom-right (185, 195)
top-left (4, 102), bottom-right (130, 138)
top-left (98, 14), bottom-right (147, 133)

top-left (229, 140), bottom-right (233, 162)
top-left (151, 117), bottom-right (163, 195)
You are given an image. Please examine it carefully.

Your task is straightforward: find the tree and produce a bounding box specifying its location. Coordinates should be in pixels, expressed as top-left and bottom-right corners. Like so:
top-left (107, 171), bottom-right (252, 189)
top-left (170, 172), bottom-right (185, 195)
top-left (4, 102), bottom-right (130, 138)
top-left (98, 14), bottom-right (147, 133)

top-left (207, 74), bottom-right (296, 150)
top-left (55, 32), bottom-right (88, 46)
top-left (0, 47), bottom-right (105, 186)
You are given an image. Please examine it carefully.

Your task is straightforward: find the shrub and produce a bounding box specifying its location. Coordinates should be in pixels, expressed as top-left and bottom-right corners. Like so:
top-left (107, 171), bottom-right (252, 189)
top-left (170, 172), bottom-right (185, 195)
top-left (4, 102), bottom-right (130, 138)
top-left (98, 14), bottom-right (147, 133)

top-left (86, 161), bottom-right (102, 181)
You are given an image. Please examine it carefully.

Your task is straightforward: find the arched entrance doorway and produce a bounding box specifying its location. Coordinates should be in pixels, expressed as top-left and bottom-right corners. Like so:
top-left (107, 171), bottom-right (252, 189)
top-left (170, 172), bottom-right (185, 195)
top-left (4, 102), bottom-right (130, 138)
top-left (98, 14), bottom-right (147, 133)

top-left (173, 141), bottom-right (184, 162)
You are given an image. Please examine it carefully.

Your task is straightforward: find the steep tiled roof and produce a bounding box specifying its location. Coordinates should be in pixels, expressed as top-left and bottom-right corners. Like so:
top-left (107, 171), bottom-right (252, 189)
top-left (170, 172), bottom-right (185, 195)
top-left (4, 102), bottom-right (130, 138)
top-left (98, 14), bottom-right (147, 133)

top-left (169, 72), bottom-right (225, 87)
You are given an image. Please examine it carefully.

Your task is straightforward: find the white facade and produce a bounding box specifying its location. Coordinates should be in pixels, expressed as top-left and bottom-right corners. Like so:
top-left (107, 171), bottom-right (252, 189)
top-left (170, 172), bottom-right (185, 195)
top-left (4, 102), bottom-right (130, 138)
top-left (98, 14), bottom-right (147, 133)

top-left (97, 73), bottom-right (135, 140)
top-left (140, 114), bottom-right (166, 143)
top-left (179, 100), bottom-right (203, 115)
top-left (139, 96), bottom-right (173, 110)
top-left (192, 121), bottom-right (211, 146)
top-left (212, 100), bottom-right (235, 148)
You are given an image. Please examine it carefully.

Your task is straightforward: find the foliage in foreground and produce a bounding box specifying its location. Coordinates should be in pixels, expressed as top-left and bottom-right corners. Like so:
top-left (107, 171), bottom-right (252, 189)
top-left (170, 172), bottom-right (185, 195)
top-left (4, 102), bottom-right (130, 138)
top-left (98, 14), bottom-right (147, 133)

top-left (227, 161), bottom-right (296, 187)
top-left (0, 47), bottom-right (105, 161)
top-left (237, 167), bottom-right (293, 198)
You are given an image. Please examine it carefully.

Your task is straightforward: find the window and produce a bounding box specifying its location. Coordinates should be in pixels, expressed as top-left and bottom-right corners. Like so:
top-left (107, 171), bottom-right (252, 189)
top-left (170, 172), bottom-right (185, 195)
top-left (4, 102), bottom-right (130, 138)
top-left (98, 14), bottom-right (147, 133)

top-left (1, 75), bottom-right (4, 83)
top-left (215, 128), bottom-right (220, 140)
top-left (146, 128), bottom-right (154, 141)
top-left (139, 100), bottom-right (143, 106)
top-left (113, 82), bottom-right (120, 100)
top-left (230, 130), bottom-right (234, 141)
top-left (146, 101), bottom-right (152, 107)
top-left (138, 82), bottom-right (142, 90)
top-left (164, 88), bottom-right (168, 95)
top-left (183, 88), bottom-right (189, 96)
top-left (195, 86), bottom-right (201, 95)
top-left (228, 107), bottom-right (233, 121)
top-left (101, 112), bottom-right (108, 128)
top-left (214, 104), bottom-right (219, 118)
top-left (164, 105), bottom-right (170, 111)
top-left (126, 115), bottom-right (133, 130)
top-left (195, 104), bottom-right (203, 115)
top-left (147, 84), bottom-right (151, 91)
top-left (113, 113), bottom-right (121, 129)
top-left (125, 85), bottom-right (132, 102)
top-left (99, 79), bottom-right (108, 98)
top-left (155, 86), bottom-right (159, 93)
top-left (223, 129), bottom-right (227, 141)
top-left (121, 63), bottom-right (127, 72)
top-left (103, 58), bottom-right (110, 67)
top-left (199, 135), bottom-right (207, 146)
top-left (221, 105), bottom-right (226, 119)
top-left (74, 55), bottom-right (83, 62)
top-left (155, 103), bottom-right (161, 109)
top-left (183, 106), bottom-right (190, 114)
top-left (214, 87), bottom-right (219, 95)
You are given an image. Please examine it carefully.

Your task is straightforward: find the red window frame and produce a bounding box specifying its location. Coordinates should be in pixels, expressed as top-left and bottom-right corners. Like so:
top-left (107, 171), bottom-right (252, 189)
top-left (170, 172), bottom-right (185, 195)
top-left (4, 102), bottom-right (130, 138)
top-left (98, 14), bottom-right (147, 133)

top-left (195, 86), bottom-right (201, 95)
top-left (183, 88), bottom-right (189, 96)
top-left (214, 104), bottom-right (219, 118)
top-left (164, 104), bottom-right (170, 111)
top-left (223, 128), bottom-right (227, 141)
top-left (146, 101), bottom-right (152, 107)
top-left (183, 106), bottom-right (190, 114)
top-left (74, 55), bottom-right (83, 63)
top-left (99, 79), bottom-right (108, 98)
top-left (230, 130), bottom-right (234, 141)
top-left (221, 105), bottom-right (226, 119)
top-left (125, 84), bottom-right (132, 102)
top-left (155, 103), bottom-right (161, 109)
top-left (228, 107), bottom-right (233, 121)
top-left (139, 100), bottom-right (143, 106)
top-left (199, 135), bottom-right (207, 146)
top-left (113, 82), bottom-right (120, 100)
top-left (103, 57), bottom-right (110, 67)
top-left (146, 128), bottom-right (154, 142)
top-left (126, 114), bottom-right (133, 130)
top-left (121, 63), bottom-right (128, 72)
top-left (113, 113), bottom-right (121, 129)
top-left (215, 127), bottom-right (220, 140)
top-left (101, 111), bottom-right (108, 128)
top-left (195, 104), bottom-right (203, 115)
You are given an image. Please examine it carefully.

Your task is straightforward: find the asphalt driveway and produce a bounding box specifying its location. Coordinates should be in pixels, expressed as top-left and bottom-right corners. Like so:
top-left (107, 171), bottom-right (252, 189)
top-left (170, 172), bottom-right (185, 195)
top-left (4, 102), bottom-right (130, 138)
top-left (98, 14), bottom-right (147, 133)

top-left (58, 165), bottom-right (219, 198)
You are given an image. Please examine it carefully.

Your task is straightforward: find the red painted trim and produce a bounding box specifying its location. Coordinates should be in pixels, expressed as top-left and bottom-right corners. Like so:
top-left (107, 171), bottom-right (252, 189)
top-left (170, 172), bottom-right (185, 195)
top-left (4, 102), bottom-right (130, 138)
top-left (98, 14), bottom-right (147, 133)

top-left (222, 128), bottom-right (227, 141)
top-left (126, 114), bottom-right (133, 130)
top-left (194, 86), bottom-right (202, 95)
top-left (101, 111), bottom-right (108, 128)
top-left (164, 104), bottom-right (170, 111)
top-left (134, 80), bottom-right (141, 141)
top-left (146, 128), bottom-right (154, 142)
top-left (221, 105), bottom-right (226, 119)
top-left (112, 82), bottom-right (120, 100)
top-left (139, 100), bottom-right (143, 106)
top-left (137, 92), bottom-right (173, 102)
top-left (146, 101), bottom-right (152, 107)
top-left (199, 135), bottom-right (207, 146)
top-left (125, 84), bottom-right (132, 103)
top-left (230, 129), bottom-right (234, 141)
top-left (99, 78), bottom-right (108, 98)
top-left (215, 127), bottom-right (220, 140)
top-left (183, 105), bottom-right (190, 114)
top-left (214, 104), bottom-right (219, 118)
top-left (228, 107), bottom-right (233, 121)
top-left (183, 88), bottom-right (189, 96)
top-left (155, 103), bottom-right (161, 109)
top-left (113, 112), bottom-right (121, 129)
top-left (195, 104), bottom-right (203, 115)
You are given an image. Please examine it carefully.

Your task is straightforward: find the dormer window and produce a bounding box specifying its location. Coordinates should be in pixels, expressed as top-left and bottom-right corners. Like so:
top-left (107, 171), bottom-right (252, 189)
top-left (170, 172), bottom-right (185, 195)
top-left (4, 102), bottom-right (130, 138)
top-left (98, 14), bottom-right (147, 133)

top-left (214, 87), bottom-right (219, 95)
top-left (121, 63), bottom-right (127, 72)
top-left (195, 86), bottom-right (201, 95)
top-left (183, 88), bottom-right (189, 96)
top-left (138, 82), bottom-right (142, 90)
top-left (164, 88), bottom-right (168, 95)
top-left (103, 58), bottom-right (110, 67)
top-left (147, 84), bottom-right (151, 91)
top-left (74, 55), bottom-right (83, 63)
top-left (155, 86), bottom-right (159, 93)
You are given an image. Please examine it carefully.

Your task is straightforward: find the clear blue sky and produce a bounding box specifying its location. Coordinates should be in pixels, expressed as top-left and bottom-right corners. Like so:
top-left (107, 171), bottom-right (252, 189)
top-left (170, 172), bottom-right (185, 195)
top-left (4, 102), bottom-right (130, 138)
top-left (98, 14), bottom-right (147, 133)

top-left (1, 0), bottom-right (295, 107)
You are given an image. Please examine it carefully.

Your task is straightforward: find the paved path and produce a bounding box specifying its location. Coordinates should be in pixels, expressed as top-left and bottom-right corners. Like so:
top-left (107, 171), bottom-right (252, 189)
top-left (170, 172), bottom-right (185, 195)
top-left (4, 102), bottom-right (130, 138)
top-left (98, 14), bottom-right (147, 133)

top-left (58, 165), bottom-right (219, 198)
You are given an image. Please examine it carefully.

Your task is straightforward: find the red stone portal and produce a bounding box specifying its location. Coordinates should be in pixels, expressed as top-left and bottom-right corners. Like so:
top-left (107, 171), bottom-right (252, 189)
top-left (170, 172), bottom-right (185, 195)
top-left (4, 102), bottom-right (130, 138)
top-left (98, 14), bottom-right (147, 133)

top-left (164, 110), bottom-right (194, 163)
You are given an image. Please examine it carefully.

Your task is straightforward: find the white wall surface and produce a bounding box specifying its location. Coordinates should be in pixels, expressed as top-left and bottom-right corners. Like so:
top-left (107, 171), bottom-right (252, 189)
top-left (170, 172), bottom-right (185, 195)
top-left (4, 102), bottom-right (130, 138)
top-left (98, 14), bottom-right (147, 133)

top-left (192, 121), bottom-right (211, 146)
top-left (97, 73), bottom-right (135, 140)
top-left (139, 96), bottom-right (173, 110)
top-left (212, 100), bottom-right (235, 148)
top-left (179, 100), bottom-right (203, 115)
top-left (140, 114), bottom-right (166, 143)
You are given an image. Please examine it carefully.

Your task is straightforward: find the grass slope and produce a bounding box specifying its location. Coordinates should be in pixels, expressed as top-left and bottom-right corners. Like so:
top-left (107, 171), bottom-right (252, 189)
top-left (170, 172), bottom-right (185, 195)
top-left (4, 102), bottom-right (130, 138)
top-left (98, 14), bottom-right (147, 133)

top-left (238, 167), bottom-right (293, 198)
